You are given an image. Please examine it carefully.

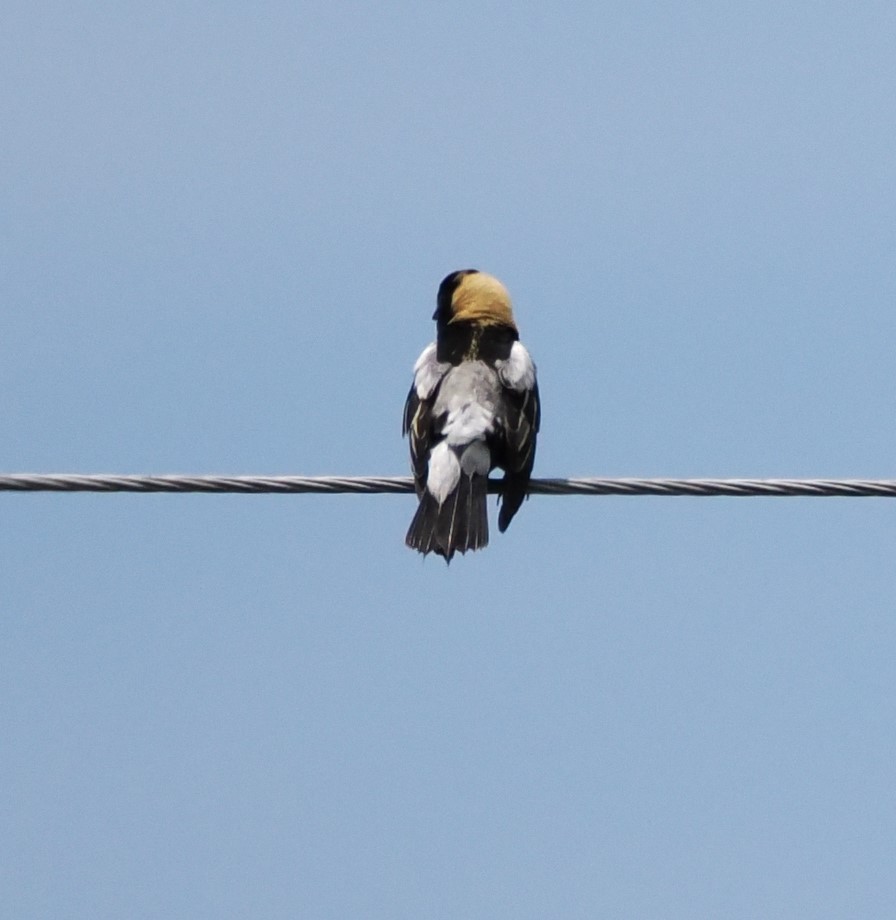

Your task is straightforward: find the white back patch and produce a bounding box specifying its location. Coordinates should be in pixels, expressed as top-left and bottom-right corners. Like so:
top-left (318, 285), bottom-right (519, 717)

top-left (459, 440), bottom-right (491, 476)
top-left (427, 441), bottom-right (461, 505)
top-left (444, 402), bottom-right (494, 446)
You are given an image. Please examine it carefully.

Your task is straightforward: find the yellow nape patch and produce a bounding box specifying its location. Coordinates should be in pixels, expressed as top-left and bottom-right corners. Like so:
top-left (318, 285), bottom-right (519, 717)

top-left (450, 272), bottom-right (517, 328)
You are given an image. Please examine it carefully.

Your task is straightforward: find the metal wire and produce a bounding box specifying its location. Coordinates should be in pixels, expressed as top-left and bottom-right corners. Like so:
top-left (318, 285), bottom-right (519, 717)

top-left (2, 473), bottom-right (896, 497)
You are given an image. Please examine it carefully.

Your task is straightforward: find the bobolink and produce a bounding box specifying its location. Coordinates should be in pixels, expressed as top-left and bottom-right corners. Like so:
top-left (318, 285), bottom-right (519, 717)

top-left (403, 270), bottom-right (540, 561)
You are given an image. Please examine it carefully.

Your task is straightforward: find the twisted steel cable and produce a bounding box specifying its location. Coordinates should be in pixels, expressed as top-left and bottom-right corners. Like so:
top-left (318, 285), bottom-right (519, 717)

top-left (2, 473), bottom-right (896, 497)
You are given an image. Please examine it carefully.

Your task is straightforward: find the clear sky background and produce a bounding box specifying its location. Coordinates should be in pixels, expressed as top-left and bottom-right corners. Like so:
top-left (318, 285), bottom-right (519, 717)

top-left (3, 3), bottom-right (896, 917)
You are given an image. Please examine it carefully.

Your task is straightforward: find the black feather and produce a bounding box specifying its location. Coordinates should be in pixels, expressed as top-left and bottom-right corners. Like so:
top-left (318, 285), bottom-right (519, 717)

top-left (495, 379), bottom-right (541, 532)
top-left (405, 473), bottom-right (489, 563)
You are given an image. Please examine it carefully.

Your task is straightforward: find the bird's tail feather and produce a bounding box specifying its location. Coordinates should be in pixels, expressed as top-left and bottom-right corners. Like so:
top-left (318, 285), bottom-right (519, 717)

top-left (405, 474), bottom-right (488, 562)
top-left (497, 470), bottom-right (529, 532)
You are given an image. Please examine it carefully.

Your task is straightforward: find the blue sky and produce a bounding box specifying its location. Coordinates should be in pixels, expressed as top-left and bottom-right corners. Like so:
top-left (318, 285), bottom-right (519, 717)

top-left (3, 3), bottom-right (896, 917)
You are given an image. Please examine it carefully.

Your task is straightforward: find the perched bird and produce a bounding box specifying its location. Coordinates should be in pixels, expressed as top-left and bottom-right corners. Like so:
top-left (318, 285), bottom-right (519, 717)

top-left (403, 270), bottom-right (540, 561)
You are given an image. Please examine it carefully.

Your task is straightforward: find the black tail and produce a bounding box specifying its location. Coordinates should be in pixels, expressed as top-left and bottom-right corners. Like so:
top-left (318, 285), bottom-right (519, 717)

top-left (405, 473), bottom-right (488, 562)
top-left (497, 470), bottom-right (530, 533)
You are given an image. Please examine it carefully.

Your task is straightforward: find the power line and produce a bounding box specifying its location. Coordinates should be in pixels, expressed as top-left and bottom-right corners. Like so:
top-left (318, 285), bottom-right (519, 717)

top-left (2, 473), bottom-right (896, 498)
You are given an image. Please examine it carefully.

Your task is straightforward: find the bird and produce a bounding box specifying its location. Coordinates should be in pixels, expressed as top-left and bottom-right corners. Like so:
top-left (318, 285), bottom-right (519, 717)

top-left (402, 269), bottom-right (540, 561)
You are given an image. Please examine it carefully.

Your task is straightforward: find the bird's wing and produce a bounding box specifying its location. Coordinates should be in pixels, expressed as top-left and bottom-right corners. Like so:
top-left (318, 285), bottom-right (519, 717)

top-left (403, 343), bottom-right (450, 496)
top-left (495, 341), bottom-right (540, 473)
top-left (494, 341), bottom-right (540, 531)
top-left (499, 379), bottom-right (540, 473)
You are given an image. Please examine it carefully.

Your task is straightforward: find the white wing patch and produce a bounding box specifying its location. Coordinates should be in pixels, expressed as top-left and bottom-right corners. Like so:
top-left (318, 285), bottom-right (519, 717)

top-left (495, 341), bottom-right (536, 392)
top-left (413, 343), bottom-right (449, 400)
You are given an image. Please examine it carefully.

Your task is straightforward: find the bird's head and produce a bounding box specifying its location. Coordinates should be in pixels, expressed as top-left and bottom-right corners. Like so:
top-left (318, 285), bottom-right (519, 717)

top-left (433, 269), bottom-right (517, 331)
